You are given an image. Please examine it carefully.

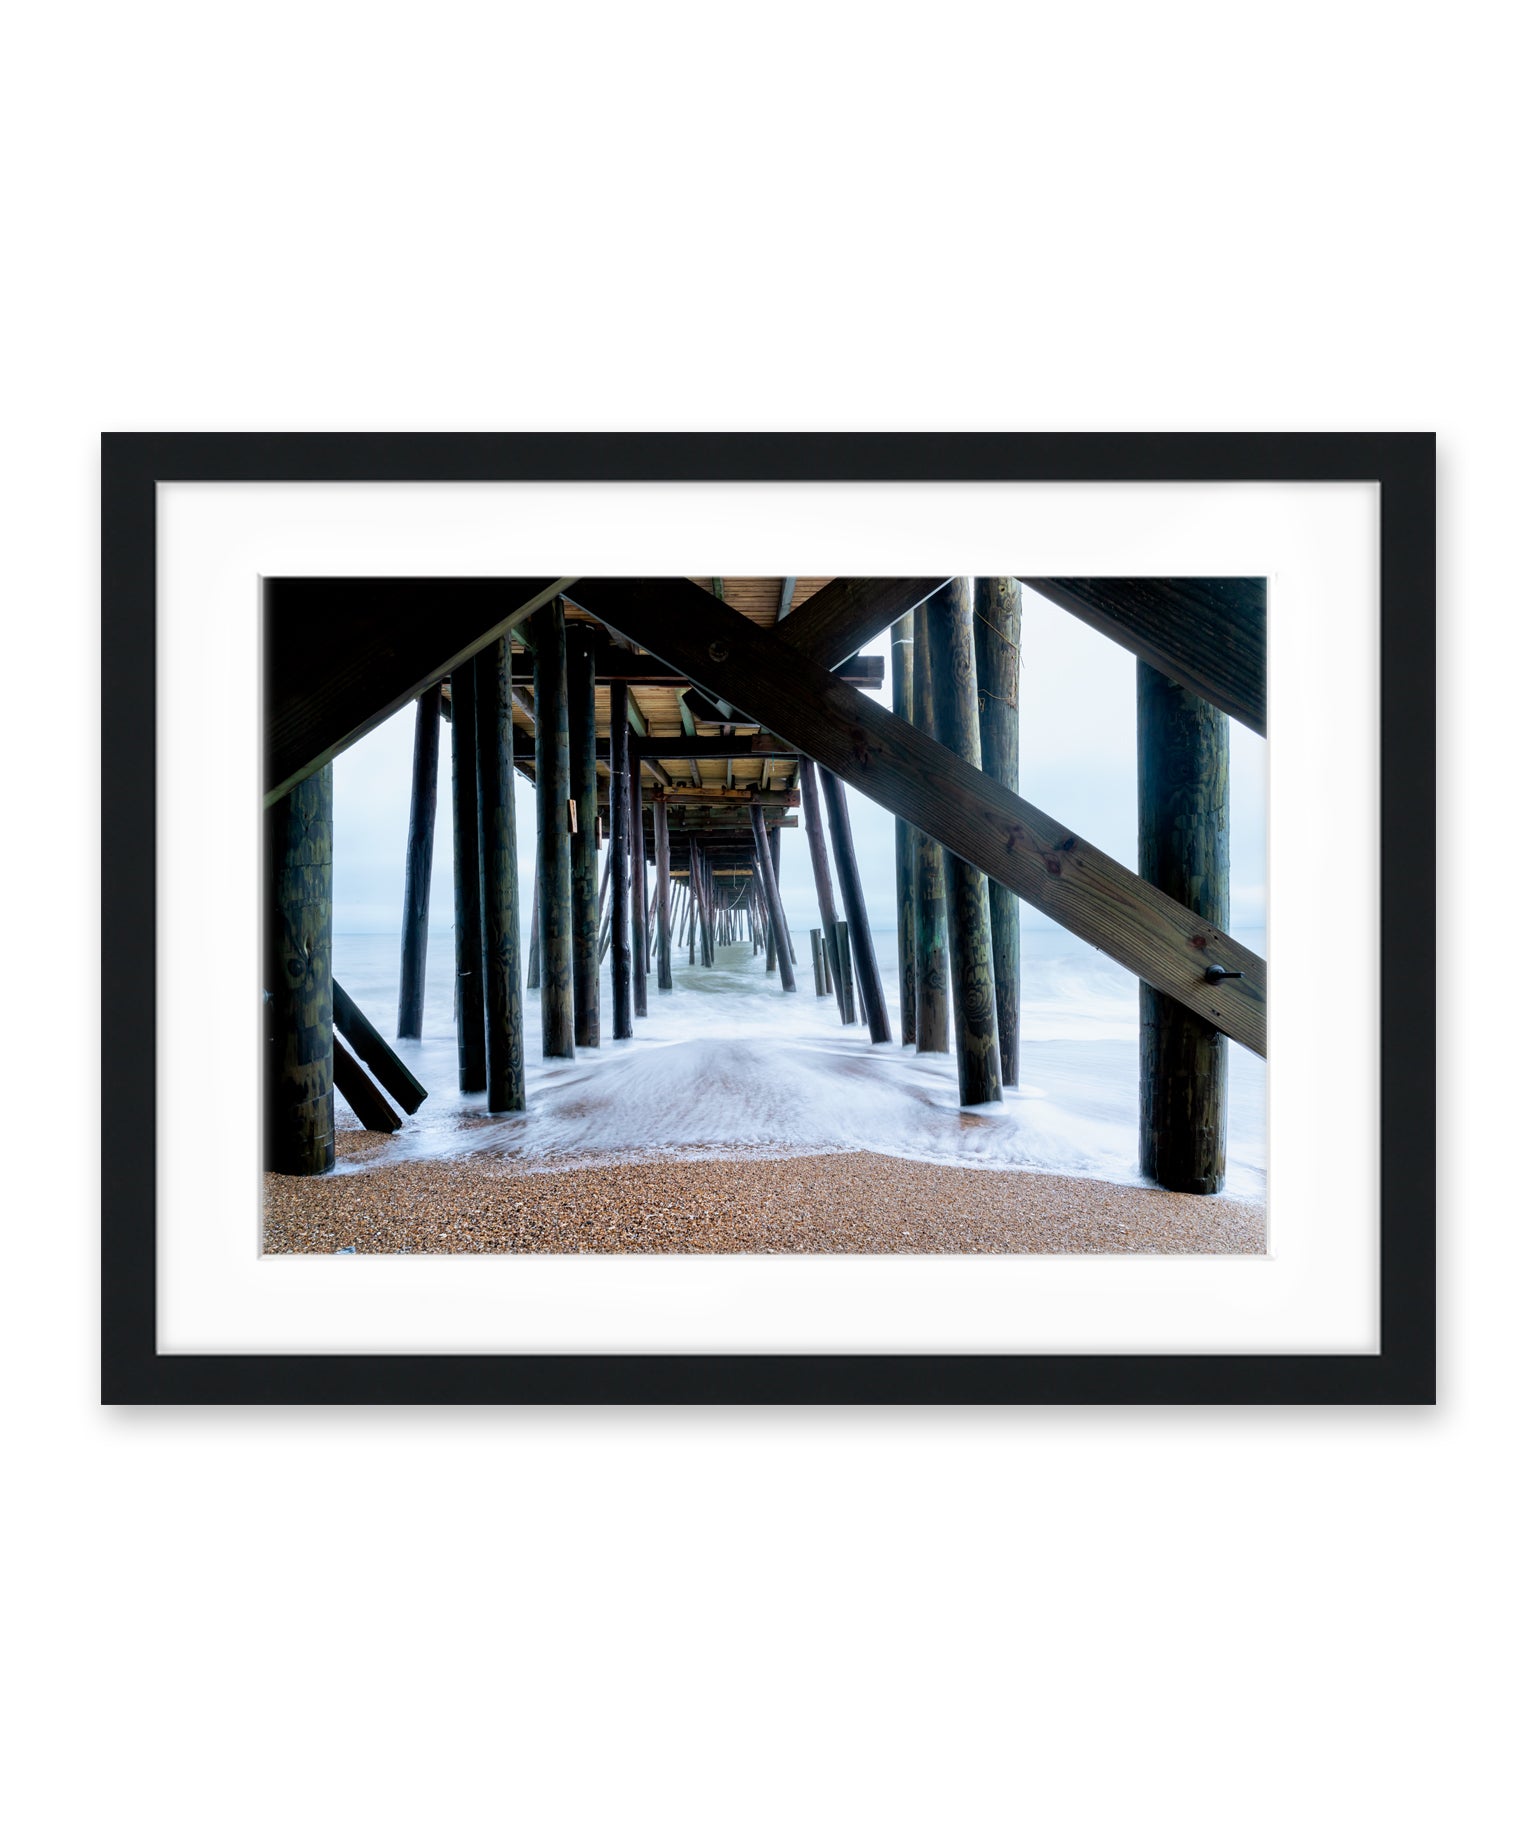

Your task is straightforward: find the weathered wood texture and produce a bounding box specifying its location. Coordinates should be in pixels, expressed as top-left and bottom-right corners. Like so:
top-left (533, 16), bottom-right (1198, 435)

top-left (1025, 577), bottom-right (1266, 736)
top-left (974, 577), bottom-right (1022, 1086)
top-left (526, 885), bottom-right (542, 989)
top-left (891, 611), bottom-right (918, 1046)
top-left (1138, 664), bottom-right (1230, 1193)
top-left (818, 767), bottom-right (891, 1043)
top-left (775, 577), bottom-right (953, 670)
top-left (333, 980), bottom-right (428, 1115)
top-left (911, 599), bottom-right (950, 1055)
top-left (609, 688), bottom-right (634, 1037)
top-left (265, 765), bottom-right (334, 1174)
top-left (799, 760), bottom-right (846, 1017)
top-left (654, 798), bottom-right (673, 990)
top-left (567, 625), bottom-right (601, 1046)
top-left (751, 804), bottom-right (796, 991)
top-left (449, 665), bottom-right (486, 1092)
top-left (926, 583), bottom-right (1002, 1104)
top-left (263, 576), bottom-right (572, 804)
top-left (396, 690), bottom-right (439, 1039)
top-left (475, 636), bottom-right (525, 1112)
top-left (810, 929), bottom-right (827, 995)
top-left (629, 726), bottom-right (648, 1016)
top-left (530, 603), bottom-right (576, 1060)
top-left (569, 577), bottom-right (1265, 1056)
top-left (332, 1034), bottom-right (401, 1133)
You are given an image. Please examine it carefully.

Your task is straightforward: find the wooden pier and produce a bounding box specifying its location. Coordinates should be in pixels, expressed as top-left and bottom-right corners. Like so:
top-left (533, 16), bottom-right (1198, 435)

top-left (263, 575), bottom-right (1266, 1194)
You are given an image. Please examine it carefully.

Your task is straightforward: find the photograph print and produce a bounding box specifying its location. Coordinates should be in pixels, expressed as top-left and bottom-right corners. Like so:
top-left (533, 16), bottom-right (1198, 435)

top-left (263, 572), bottom-right (1266, 1257)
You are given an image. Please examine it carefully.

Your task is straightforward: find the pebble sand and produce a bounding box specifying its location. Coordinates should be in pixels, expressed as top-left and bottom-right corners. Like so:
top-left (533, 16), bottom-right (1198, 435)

top-left (264, 1132), bottom-right (1265, 1255)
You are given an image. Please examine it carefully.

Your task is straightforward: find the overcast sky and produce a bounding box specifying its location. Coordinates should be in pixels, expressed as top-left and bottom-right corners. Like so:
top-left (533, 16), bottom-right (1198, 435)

top-left (331, 585), bottom-right (1267, 945)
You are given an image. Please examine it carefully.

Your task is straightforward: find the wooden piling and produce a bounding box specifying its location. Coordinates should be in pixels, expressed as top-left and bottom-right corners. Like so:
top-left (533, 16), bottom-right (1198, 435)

top-left (396, 690), bottom-right (439, 1040)
top-left (770, 826), bottom-right (793, 963)
top-left (800, 761), bottom-right (847, 1018)
top-left (265, 764), bottom-right (334, 1174)
top-left (334, 979), bottom-right (428, 1115)
top-left (817, 766), bottom-right (890, 1042)
top-left (475, 635), bottom-right (525, 1112)
top-left (529, 602), bottom-right (576, 1060)
top-left (526, 884), bottom-right (541, 989)
top-left (891, 611), bottom-right (918, 1046)
top-left (910, 594), bottom-right (951, 1056)
top-left (810, 928), bottom-right (826, 995)
top-left (449, 666), bottom-right (486, 1092)
top-left (654, 797), bottom-right (673, 990)
top-left (609, 688), bottom-right (633, 1038)
top-left (567, 624), bottom-right (600, 1046)
top-left (629, 727), bottom-right (647, 1017)
top-left (751, 804), bottom-right (797, 991)
top-left (925, 581), bottom-right (1002, 1105)
top-left (1137, 663), bottom-right (1229, 1193)
top-left (834, 921), bottom-right (856, 1027)
top-left (974, 578), bottom-right (1022, 1086)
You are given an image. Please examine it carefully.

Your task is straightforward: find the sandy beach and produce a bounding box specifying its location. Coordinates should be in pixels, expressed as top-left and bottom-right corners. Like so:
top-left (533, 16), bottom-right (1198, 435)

top-left (263, 1130), bottom-right (1265, 1255)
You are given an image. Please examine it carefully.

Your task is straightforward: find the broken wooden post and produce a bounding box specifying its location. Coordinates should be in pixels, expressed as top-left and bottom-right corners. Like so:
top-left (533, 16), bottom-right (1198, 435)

top-left (396, 689), bottom-right (439, 1039)
top-left (810, 928), bottom-right (826, 995)
top-left (975, 577), bottom-right (1022, 1087)
top-left (609, 687), bottom-right (633, 1038)
top-left (629, 726), bottom-right (647, 1017)
top-left (654, 796), bottom-right (673, 990)
top-left (911, 593), bottom-right (951, 1056)
top-left (530, 601), bottom-right (576, 1061)
top-left (1138, 663), bottom-right (1230, 1193)
top-left (925, 581), bottom-right (1002, 1105)
top-left (817, 767), bottom-right (890, 1042)
top-left (567, 623), bottom-right (600, 1046)
top-left (891, 611), bottom-right (918, 1047)
top-left (475, 635), bottom-right (525, 1112)
top-left (751, 803), bottom-right (797, 991)
top-left (334, 980), bottom-right (427, 1114)
top-left (266, 764), bottom-right (334, 1174)
top-left (449, 666), bottom-right (486, 1091)
top-left (800, 760), bottom-right (846, 1017)
top-left (333, 1034), bottom-right (401, 1133)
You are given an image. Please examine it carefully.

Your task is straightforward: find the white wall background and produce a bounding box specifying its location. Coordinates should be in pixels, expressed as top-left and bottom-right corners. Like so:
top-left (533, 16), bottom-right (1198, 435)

top-left (4, 5), bottom-right (1527, 1842)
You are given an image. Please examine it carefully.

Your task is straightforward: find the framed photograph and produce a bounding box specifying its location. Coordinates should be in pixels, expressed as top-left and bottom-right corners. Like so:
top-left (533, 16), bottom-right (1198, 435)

top-left (101, 433), bottom-right (1434, 1404)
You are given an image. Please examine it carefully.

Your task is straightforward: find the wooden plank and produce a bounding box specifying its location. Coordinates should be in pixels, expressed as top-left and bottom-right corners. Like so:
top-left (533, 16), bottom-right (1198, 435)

top-left (775, 578), bottom-right (952, 670)
top-left (568, 577), bottom-right (1266, 1056)
top-left (333, 1034), bottom-right (402, 1133)
top-left (263, 576), bottom-right (572, 804)
top-left (1023, 577), bottom-right (1266, 736)
top-left (332, 980), bottom-right (428, 1116)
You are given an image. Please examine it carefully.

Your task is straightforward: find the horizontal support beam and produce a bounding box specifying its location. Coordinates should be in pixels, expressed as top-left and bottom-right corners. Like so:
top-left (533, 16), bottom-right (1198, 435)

top-left (570, 578), bottom-right (1266, 1056)
top-left (264, 577), bottom-right (574, 805)
top-left (1023, 577), bottom-right (1266, 736)
top-left (775, 577), bottom-right (953, 669)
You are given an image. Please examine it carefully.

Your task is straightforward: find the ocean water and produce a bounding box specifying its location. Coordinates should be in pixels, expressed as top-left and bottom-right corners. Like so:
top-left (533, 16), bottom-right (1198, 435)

top-left (330, 919), bottom-right (1267, 1202)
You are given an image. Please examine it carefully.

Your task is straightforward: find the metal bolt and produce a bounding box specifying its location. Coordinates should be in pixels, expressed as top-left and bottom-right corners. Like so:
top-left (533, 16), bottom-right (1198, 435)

top-left (708, 640), bottom-right (729, 662)
top-left (1203, 965), bottom-right (1243, 985)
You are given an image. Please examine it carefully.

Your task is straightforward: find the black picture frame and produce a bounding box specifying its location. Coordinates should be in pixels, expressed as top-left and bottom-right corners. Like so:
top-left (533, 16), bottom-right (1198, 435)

top-left (101, 433), bottom-right (1435, 1405)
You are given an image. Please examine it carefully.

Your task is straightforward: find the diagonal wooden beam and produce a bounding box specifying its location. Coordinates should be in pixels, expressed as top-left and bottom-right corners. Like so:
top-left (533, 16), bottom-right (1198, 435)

top-left (775, 577), bottom-right (953, 670)
top-left (264, 576), bottom-right (574, 804)
top-left (1023, 577), bottom-right (1266, 736)
top-left (565, 578), bottom-right (1266, 1055)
